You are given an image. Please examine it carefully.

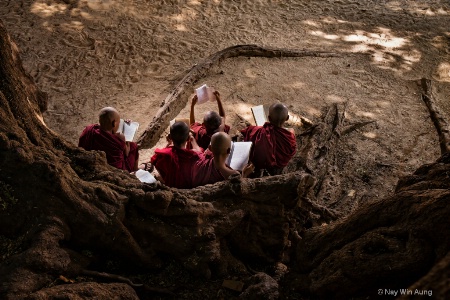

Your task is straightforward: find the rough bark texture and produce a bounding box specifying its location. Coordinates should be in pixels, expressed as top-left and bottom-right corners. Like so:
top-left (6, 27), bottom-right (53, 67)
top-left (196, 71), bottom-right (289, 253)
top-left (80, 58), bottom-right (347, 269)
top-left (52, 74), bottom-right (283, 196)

top-left (0, 20), bottom-right (449, 299)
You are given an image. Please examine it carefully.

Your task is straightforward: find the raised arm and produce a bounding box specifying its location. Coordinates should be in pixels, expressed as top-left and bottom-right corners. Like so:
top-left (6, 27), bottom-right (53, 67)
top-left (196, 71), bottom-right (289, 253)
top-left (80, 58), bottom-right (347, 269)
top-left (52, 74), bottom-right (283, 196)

top-left (189, 95), bottom-right (198, 125)
top-left (214, 91), bottom-right (226, 124)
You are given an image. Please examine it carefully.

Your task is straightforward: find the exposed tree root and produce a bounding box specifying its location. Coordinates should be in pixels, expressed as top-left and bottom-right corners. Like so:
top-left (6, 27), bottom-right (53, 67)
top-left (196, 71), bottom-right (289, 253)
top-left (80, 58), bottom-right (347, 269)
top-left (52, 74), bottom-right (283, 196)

top-left (136, 44), bottom-right (342, 149)
top-left (290, 145), bottom-right (450, 299)
top-left (1, 20), bottom-right (449, 299)
top-left (419, 78), bottom-right (450, 154)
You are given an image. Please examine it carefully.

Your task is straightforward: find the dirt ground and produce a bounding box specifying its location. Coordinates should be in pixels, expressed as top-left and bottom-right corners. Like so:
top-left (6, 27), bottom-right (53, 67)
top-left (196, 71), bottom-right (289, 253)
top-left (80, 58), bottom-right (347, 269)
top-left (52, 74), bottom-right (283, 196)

top-left (1, 0), bottom-right (449, 212)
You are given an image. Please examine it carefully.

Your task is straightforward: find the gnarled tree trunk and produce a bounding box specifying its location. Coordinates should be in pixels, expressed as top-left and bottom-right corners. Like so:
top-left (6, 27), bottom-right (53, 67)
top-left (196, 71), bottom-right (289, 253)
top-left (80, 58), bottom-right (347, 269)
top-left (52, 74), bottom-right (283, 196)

top-left (1, 20), bottom-right (448, 299)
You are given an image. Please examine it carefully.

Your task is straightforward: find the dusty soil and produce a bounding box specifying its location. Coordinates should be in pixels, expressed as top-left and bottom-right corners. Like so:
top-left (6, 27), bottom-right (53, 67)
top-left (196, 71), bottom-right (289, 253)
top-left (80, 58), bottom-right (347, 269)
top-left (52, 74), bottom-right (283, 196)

top-left (1, 0), bottom-right (450, 298)
top-left (2, 1), bottom-right (449, 208)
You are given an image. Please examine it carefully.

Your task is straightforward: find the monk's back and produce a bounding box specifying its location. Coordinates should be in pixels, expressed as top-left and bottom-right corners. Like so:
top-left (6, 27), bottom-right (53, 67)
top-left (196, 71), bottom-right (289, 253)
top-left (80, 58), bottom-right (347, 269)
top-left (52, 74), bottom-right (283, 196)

top-left (241, 122), bottom-right (296, 173)
top-left (191, 151), bottom-right (227, 188)
top-left (79, 124), bottom-right (128, 170)
top-left (151, 146), bottom-right (201, 189)
top-left (190, 122), bottom-right (230, 150)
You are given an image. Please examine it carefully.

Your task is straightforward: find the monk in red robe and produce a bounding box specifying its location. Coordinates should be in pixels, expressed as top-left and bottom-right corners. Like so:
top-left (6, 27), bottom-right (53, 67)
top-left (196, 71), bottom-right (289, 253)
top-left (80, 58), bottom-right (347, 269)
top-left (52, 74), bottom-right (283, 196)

top-left (192, 132), bottom-right (254, 187)
top-left (78, 107), bottom-right (139, 172)
top-left (189, 90), bottom-right (230, 150)
top-left (150, 121), bottom-right (202, 189)
top-left (241, 103), bottom-right (297, 176)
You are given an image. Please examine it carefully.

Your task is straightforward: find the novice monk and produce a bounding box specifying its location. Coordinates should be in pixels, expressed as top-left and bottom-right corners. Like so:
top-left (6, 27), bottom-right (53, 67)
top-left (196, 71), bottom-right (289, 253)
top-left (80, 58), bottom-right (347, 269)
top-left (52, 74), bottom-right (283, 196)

top-left (79, 107), bottom-right (139, 172)
top-left (150, 121), bottom-right (202, 189)
top-left (191, 132), bottom-right (254, 187)
top-left (241, 103), bottom-right (297, 176)
top-left (189, 90), bottom-right (231, 149)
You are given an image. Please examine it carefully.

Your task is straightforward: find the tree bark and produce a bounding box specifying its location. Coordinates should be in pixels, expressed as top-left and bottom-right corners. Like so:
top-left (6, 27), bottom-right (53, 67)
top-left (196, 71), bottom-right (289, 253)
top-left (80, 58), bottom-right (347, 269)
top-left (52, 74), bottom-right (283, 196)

top-left (1, 20), bottom-right (449, 300)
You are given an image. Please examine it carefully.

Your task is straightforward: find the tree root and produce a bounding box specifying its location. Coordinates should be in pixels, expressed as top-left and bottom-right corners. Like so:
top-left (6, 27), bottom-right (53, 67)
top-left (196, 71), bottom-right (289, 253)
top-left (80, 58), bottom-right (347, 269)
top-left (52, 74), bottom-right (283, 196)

top-left (136, 45), bottom-right (342, 149)
top-left (419, 78), bottom-right (450, 154)
top-left (81, 270), bottom-right (176, 296)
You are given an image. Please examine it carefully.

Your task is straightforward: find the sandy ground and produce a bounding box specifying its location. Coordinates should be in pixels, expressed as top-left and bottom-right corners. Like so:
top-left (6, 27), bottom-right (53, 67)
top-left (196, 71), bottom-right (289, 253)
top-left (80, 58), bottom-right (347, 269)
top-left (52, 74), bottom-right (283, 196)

top-left (1, 0), bottom-right (450, 212)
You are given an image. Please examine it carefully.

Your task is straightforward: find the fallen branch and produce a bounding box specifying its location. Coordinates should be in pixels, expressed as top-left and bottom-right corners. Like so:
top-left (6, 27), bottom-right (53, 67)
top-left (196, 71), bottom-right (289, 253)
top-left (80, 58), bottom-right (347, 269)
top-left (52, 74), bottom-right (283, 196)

top-left (340, 120), bottom-right (376, 136)
top-left (136, 45), bottom-right (342, 149)
top-left (419, 78), bottom-right (450, 154)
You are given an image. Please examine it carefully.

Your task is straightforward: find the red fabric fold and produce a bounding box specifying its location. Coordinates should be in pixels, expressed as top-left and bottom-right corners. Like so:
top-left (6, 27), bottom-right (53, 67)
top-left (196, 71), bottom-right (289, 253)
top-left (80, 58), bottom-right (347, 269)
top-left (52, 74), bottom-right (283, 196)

top-left (191, 151), bottom-right (227, 188)
top-left (150, 146), bottom-right (201, 189)
top-left (241, 122), bottom-right (296, 172)
top-left (190, 122), bottom-right (230, 150)
top-left (78, 124), bottom-right (138, 172)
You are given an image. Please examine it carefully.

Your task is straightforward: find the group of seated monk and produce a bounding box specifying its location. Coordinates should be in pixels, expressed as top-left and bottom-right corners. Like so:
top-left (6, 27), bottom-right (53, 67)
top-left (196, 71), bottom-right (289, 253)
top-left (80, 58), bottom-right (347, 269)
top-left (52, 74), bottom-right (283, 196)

top-left (78, 90), bottom-right (297, 189)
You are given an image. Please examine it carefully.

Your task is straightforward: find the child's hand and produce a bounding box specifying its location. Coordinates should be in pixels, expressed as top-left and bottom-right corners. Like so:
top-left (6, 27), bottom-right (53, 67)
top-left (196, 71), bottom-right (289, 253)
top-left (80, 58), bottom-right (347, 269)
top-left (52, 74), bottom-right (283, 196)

top-left (188, 131), bottom-right (196, 143)
top-left (213, 91), bottom-right (221, 101)
top-left (191, 95), bottom-right (198, 106)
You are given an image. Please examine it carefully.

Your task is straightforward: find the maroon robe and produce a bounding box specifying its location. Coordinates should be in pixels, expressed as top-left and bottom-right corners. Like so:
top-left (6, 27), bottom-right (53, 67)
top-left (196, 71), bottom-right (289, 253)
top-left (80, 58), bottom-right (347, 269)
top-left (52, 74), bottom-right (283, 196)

top-left (190, 122), bottom-right (231, 150)
top-left (78, 124), bottom-right (138, 172)
top-left (241, 122), bottom-right (296, 174)
top-left (191, 150), bottom-right (230, 188)
top-left (150, 146), bottom-right (201, 189)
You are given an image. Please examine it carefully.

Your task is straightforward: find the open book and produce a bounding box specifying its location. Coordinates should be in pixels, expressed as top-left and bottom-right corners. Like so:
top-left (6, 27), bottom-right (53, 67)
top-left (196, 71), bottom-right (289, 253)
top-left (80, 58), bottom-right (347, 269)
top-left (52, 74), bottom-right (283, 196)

top-left (116, 119), bottom-right (139, 142)
top-left (135, 169), bottom-right (157, 184)
top-left (251, 104), bottom-right (269, 126)
top-left (225, 141), bottom-right (253, 171)
top-left (195, 84), bottom-right (215, 104)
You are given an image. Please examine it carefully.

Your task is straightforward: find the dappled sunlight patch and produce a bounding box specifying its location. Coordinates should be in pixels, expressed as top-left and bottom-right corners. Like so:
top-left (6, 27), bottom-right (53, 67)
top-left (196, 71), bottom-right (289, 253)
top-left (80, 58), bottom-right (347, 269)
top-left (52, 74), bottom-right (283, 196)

top-left (31, 1), bottom-right (68, 18)
top-left (343, 28), bottom-right (406, 49)
top-left (244, 68), bottom-right (258, 79)
top-left (325, 94), bottom-right (347, 103)
top-left (310, 30), bottom-right (340, 41)
top-left (307, 23), bottom-right (422, 72)
top-left (41, 21), bottom-right (55, 32)
top-left (355, 111), bottom-right (376, 119)
top-left (81, 0), bottom-right (114, 11)
top-left (362, 131), bottom-right (377, 139)
top-left (386, 1), bottom-right (449, 16)
top-left (169, 7), bottom-right (198, 32)
top-left (431, 35), bottom-right (449, 50)
top-left (302, 20), bottom-right (321, 27)
top-left (376, 101), bottom-right (391, 108)
top-left (282, 81), bottom-right (305, 89)
top-left (77, 10), bottom-right (95, 21)
top-left (188, 0), bottom-right (202, 5)
top-left (175, 24), bottom-right (188, 31)
top-left (236, 103), bottom-right (254, 121)
top-left (287, 111), bottom-right (305, 126)
top-left (61, 21), bottom-right (85, 32)
top-left (434, 62), bottom-right (450, 82)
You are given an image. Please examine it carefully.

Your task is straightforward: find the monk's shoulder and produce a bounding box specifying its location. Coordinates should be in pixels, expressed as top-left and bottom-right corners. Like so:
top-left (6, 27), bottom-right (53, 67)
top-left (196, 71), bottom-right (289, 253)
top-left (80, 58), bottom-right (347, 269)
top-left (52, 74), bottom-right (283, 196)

top-left (190, 122), bottom-right (203, 132)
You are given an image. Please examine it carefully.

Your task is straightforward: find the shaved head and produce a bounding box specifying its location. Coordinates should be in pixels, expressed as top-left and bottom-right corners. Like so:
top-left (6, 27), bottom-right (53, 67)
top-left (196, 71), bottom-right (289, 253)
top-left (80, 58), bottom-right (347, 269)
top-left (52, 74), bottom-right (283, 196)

top-left (210, 132), bottom-right (231, 156)
top-left (268, 103), bottom-right (289, 127)
top-left (99, 107), bottom-right (120, 131)
top-left (170, 121), bottom-right (190, 146)
top-left (203, 111), bottom-right (222, 133)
